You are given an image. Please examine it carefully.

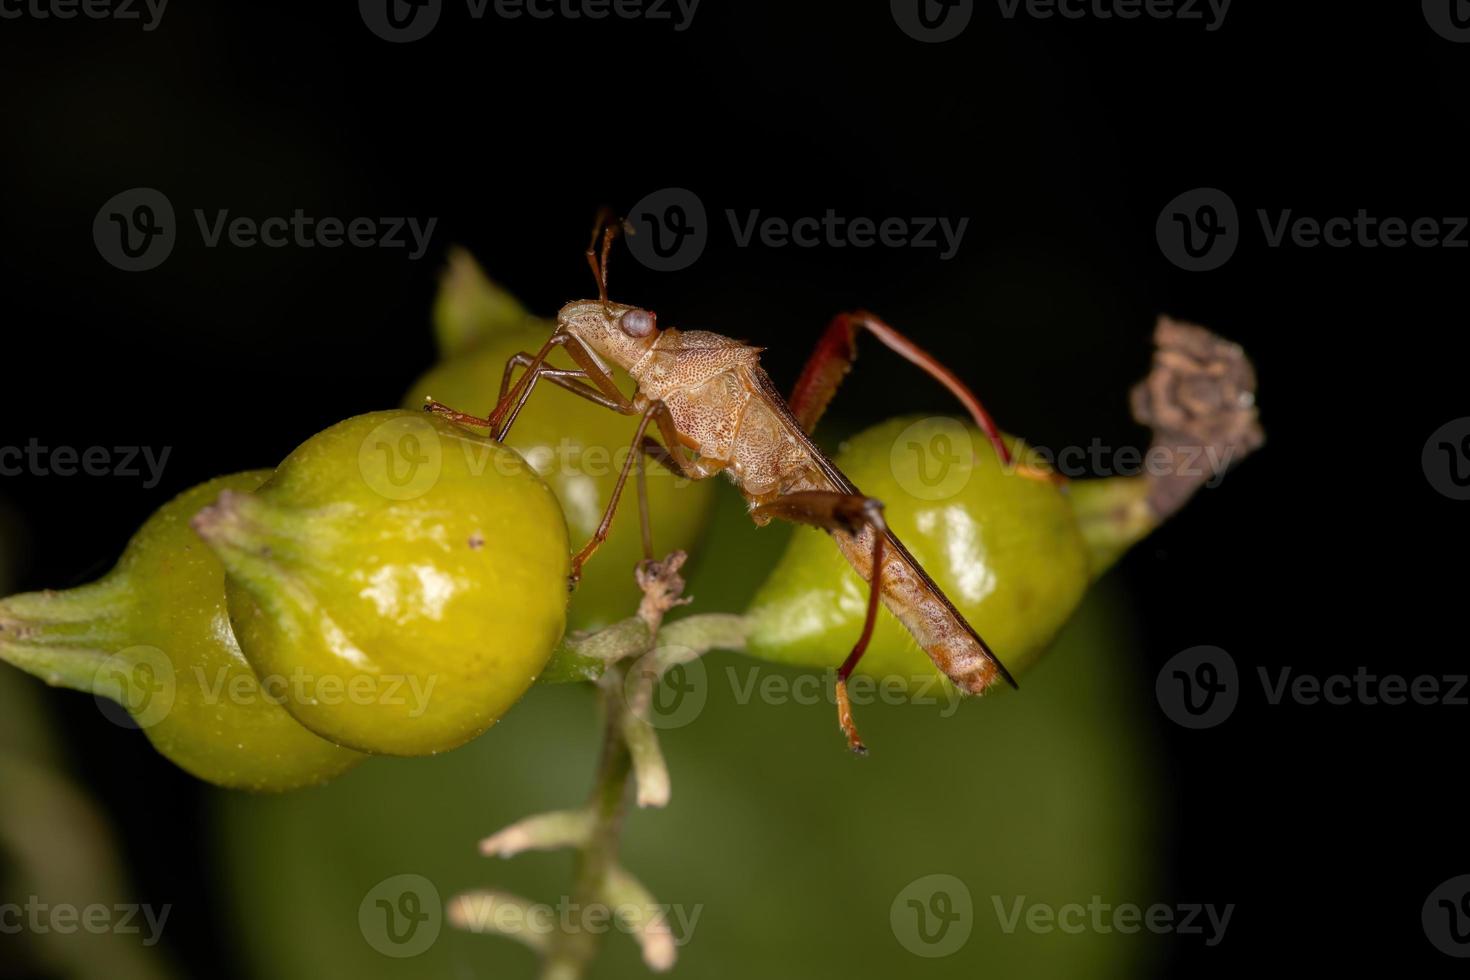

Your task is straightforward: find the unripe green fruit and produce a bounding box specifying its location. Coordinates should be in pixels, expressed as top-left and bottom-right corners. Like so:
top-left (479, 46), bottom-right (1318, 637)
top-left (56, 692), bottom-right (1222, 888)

top-left (194, 411), bottom-right (570, 756)
top-left (406, 253), bottom-right (716, 634)
top-left (0, 472), bottom-right (363, 791)
top-left (746, 416), bottom-right (1094, 686)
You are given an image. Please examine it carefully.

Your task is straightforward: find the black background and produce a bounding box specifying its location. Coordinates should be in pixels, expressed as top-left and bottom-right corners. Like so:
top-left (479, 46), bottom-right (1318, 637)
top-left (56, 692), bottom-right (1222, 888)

top-left (1, 2), bottom-right (1465, 977)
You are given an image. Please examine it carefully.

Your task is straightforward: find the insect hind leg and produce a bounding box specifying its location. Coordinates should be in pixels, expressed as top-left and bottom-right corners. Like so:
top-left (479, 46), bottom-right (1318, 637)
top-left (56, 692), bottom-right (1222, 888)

top-left (787, 311), bottom-right (1060, 483)
top-left (749, 490), bottom-right (889, 755)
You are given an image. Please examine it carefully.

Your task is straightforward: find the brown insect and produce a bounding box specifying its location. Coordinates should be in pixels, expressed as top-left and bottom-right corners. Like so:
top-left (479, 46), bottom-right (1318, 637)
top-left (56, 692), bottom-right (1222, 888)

top-left (428, 220), bottom-right (1046, 753)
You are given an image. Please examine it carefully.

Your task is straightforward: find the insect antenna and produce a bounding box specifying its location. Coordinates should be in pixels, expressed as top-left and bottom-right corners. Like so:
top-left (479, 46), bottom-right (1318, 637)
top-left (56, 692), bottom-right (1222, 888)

top-left (584, 208), bottom-right (625, 304)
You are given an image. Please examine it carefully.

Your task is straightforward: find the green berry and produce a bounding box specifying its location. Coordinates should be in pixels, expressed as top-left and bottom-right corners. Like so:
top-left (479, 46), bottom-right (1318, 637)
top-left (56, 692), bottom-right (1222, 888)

top-left (745, 416), bottom-right (1092, 686)
top-left (194, 410), bottom-right (570, 756)
top-left (0, 472), bottom-right (364, 791)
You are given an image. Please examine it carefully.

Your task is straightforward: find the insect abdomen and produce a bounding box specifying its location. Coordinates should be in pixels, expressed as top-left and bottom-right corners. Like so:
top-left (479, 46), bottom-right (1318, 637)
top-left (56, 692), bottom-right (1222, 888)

top-left (827, 524), bottom-right (1002, 695)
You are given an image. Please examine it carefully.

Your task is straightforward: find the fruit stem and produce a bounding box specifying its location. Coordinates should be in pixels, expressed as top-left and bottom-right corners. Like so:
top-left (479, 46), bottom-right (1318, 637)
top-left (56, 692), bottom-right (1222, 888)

top-left (0, 578), bottom-right (132, 693)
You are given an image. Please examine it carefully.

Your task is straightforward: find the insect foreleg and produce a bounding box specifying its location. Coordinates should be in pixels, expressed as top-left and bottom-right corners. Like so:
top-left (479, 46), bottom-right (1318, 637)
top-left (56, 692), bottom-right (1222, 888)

top-left (748, 490), bottom-right (889, 755)
top-left (493, 353), bottom-right (636, 439)
top-left (423, 362), bottom-right (625, 433)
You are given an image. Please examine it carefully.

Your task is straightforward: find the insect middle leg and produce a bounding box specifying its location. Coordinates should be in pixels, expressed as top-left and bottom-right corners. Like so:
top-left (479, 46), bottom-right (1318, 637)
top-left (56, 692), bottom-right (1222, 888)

top-left (567, 401), bottom-right (718, 583)
top-left (749, 490), bottom-right (889, 755)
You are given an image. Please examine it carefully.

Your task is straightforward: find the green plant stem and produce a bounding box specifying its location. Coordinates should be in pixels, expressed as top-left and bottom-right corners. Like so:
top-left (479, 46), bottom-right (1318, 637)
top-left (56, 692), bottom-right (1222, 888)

top-left (457, 554), bottom-right (747, 977)
top-left (540, 661), bottom-right (637, 980)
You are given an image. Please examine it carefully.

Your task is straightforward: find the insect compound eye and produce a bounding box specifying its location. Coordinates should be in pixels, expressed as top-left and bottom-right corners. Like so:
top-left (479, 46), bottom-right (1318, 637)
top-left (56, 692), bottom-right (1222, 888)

top-left (620, 309), bottom-right (657, 338)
